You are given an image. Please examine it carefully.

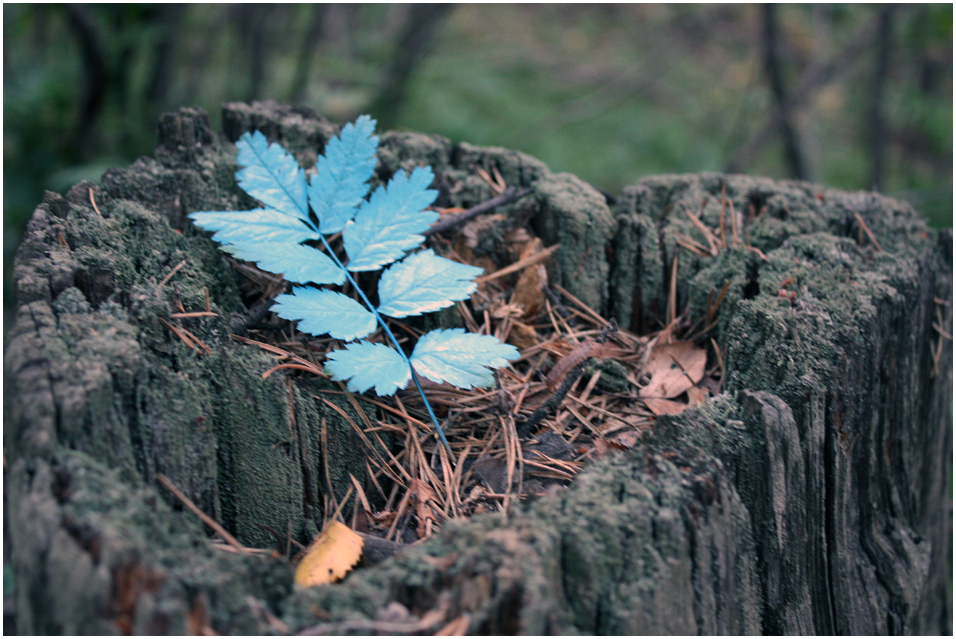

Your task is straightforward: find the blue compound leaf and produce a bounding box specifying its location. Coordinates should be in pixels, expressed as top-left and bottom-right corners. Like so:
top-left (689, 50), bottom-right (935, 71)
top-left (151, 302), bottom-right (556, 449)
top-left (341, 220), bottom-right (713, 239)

top-left (410, 328), bottom-right (520, 390)
top-left (225, 241), bottom-right (345, 286)
top-left (272, 288), bottom-right (376, 341)
top-left (235, 131), bottom-right (309, 222)
top-left (377, 249), bottom-right (483, 319)
top-left (324, 341), bottom-right (410, 395)
top-left (190, 116), bottom-right (518, 455)
top-left (309, 115), bottom-right (378, 234)
top-left (342, 166), bottom-right (439, 271)
top-left (190, 208), bottom-right (319, 245)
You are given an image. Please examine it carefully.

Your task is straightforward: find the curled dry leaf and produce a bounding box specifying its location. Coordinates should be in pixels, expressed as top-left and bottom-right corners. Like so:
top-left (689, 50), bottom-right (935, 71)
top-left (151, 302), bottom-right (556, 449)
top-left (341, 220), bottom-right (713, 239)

top-left (294, 521), bottom-right (364, 587)
top-left (611, 430), bottom-right (642, 449)
top-left (509, 236), bottom-right (547, 319)
top-left (510, 263), bottom-right (547, 318)
top-left (639, 340), bottom-right (706, 399)
top-left (686, 385), bottom-right (710, 407)
top-left (506, 320), bottom-right (539, 350)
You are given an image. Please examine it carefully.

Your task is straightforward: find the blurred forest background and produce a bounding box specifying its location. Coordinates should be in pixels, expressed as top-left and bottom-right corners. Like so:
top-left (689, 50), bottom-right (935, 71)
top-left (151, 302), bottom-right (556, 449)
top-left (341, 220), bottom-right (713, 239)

top-left (3, 3), bottom-right (953, 323)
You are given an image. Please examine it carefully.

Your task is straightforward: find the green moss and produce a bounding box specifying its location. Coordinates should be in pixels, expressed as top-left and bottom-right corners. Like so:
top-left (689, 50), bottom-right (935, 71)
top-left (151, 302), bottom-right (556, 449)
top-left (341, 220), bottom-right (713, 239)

top-left (533, 173), bottom-right (615, 314)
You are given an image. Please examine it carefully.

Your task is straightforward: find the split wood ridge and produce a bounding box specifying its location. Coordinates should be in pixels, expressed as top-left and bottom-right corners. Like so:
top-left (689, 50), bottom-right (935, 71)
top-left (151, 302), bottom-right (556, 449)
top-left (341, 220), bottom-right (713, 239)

top-left (155, 154), bottom-right (734, 573)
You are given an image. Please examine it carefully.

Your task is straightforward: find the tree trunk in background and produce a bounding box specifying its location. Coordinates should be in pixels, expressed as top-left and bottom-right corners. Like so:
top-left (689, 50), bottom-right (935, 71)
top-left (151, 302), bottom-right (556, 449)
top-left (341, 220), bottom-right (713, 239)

top-left (868, 4), bottom-right (895, 191)
top-left (366, 4), bottom-right (455, 129)
top-left (63, 3), bottom-right (107, 161)
top-left (761, 4), bottom-right (809, 181)
top-left (233, 4), bottom-right (273, 102)
top-left (726, 9), bottom-right (878, 175)
top-left (288, 6), bottom-right (328, 104)
top-left (145, 4), bottom-right (186, 104)
top-left (4, 102), bottom-right (951, 634)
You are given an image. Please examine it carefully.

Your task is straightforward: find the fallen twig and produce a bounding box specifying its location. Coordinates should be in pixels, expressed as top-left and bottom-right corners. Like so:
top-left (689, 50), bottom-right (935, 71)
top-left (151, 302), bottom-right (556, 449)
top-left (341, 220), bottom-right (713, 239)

top-left (156, 474), bottom-right (247, 553)
top-left (157, 259), bottom-right (187, 290)
top-left (425, 187), bottom-right (533, 236)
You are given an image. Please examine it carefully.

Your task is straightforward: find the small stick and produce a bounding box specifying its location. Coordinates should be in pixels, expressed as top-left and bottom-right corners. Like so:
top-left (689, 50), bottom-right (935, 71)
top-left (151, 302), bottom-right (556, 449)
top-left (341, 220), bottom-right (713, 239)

top-left (159, 318), bottom-right (203, 354)
top-left (177, 325), bottom-right (212, 354)
top-left (262, 363), bottom-right (324, 378)
top-left (666, 254), bottom-right (678, 326)
top-left (157, 259), bottom-right (187, 289)
top-left (719, 182), bottom-right (727, 247)
top-left (729, 198), bottom-right (740, 247)
top-left (318, 395), bottom-right (409, 483)
top-left (705, 280), bottom-right (733, 329)
top-left (326, 485), bottom-right (355, 526)
top-left (853, 210), bottom-right (883, 252)
top-left (476, 244), bottom-right (560, 283)
top-left (170, 312), bottom-right (218, 318)
top-left (365, 459), bottom-right (388, 502)
top-left (172, 282), bottom-right (187, 313)
top-left (89, 187), bottom-right (102, 217)
top-left (553, 285), bottom-right (609, 328)
top-left (684, 207), bottom-right (719, 255)
top-left (674, 233), bottom-right (711, 257)
top-left (156, 474), bottom-right (246, 552)
top-left (349, 474), bottom-right (374, 519)
top-left (475, 166), bottom-right (506, 195)
top-left (426, 187), bottom-right (533, 236)
top-left (542, 285), bottom-right (573, 319)
top-left (566, 404), bottom-right (604, 440)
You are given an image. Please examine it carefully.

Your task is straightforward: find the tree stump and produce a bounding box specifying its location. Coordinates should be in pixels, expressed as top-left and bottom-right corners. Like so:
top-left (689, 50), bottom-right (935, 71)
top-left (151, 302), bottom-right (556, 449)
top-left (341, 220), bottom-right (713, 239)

top-left (5, 102), bottom-right (951, 634)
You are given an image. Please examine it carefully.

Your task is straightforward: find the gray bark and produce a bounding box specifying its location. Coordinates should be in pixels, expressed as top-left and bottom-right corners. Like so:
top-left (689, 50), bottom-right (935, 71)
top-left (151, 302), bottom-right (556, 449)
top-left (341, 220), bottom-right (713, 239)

top-left (4, 101), bottom-right (951, 634)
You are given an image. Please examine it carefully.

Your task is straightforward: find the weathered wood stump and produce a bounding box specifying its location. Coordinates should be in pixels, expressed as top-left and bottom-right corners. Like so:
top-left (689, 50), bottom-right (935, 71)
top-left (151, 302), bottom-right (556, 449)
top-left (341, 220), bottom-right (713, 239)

top-left (5, 102), bottom-right (951, 634)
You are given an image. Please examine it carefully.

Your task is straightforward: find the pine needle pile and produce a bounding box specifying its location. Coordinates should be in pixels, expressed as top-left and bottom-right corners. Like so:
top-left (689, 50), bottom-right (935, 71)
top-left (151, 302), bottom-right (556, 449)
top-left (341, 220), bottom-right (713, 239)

top-left (235, 184), bottom-right (725, 547)
top-left (179, 117), bottom-right (727, 556)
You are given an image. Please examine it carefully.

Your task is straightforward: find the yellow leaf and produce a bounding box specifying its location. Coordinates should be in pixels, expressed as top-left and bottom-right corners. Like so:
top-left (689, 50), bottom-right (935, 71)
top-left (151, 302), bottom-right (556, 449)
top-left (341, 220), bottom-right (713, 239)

top-left (294, 521), bottom-right (364, 587)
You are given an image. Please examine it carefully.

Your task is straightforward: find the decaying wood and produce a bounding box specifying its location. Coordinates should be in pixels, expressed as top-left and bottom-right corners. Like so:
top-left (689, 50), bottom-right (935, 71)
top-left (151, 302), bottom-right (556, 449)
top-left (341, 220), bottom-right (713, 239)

top-left (4, 102), bottom-right (950, 634)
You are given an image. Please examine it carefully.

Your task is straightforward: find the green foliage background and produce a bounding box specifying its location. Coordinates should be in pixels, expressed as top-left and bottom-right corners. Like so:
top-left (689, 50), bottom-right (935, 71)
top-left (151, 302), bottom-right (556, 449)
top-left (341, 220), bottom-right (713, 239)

top-left (3, 4), bottom-right (952, 322)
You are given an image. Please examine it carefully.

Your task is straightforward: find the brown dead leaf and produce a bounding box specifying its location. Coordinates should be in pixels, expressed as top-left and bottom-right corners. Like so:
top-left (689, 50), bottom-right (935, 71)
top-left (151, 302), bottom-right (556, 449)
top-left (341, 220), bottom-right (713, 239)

top-left (639, 341), bottom-right (706, 399)
top-left (294, 521), bottom-right (364, 587)
top-left (643, 397), bottom-right (690, 416)
top-left (510, 263), bottom-right (547, 318)
top-left (452, 217), bottom-right (501, 276)
top-left (505, 227), bottom-right (534, 256)
top-left (506, 320), bottom-right (539, 350)
top-left (592, 438), bottom-right (629, 459)
top-left (611, 430), bottom-right (642, 448)
top-left (686, 386), bottom-right (710, 407)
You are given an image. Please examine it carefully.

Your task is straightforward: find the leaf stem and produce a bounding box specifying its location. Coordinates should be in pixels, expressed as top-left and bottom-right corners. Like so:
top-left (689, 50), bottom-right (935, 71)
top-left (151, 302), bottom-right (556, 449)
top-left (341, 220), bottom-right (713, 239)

top-left (316, 234), bottom-right (454, 456)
